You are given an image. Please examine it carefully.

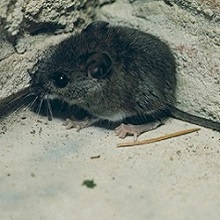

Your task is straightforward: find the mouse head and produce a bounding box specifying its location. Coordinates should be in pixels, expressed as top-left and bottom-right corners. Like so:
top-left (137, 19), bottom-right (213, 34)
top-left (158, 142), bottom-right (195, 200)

top-left (30, 22), bottom-right (113, 110)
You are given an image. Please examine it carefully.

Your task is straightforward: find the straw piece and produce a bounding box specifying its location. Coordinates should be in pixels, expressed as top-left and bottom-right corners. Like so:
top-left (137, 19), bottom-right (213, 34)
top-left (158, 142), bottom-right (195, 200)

top-left (117, 128), bottom-right (200, 148)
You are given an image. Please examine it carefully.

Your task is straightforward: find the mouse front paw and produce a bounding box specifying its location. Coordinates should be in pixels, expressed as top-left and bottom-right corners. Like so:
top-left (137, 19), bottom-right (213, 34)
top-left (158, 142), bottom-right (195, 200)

top-left (63, 118), bottom-right (97, 132)
top-left (115, 121), bottom-right (162, 141)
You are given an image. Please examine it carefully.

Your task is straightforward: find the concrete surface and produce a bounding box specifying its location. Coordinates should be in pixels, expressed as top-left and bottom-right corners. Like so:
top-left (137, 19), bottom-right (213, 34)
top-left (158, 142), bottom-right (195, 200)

top-left (0, 109), bottom-right (220, 220)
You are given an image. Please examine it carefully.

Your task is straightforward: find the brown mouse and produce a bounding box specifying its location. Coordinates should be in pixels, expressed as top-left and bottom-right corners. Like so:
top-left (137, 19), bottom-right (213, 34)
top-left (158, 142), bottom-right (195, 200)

top-left (29, 21), bottom-right (220, 139)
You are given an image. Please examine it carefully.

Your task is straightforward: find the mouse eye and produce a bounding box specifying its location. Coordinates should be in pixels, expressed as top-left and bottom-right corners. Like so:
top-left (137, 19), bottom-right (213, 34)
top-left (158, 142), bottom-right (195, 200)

top-left (51, 72), bottom-right (69, 88)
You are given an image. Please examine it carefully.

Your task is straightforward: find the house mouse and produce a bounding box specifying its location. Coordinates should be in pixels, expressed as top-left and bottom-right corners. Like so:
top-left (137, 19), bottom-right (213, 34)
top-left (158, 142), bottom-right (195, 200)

top-left (30, 21), bottom-right (220, 140)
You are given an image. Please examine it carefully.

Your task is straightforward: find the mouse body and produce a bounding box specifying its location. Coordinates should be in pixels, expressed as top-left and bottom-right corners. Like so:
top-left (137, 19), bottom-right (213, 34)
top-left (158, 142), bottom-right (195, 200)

top-left (30, 21), bottom-right (220, 138)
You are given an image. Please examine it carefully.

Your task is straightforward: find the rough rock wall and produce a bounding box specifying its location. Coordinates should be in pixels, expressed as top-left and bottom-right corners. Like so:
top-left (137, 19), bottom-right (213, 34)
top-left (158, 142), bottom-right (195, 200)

top-left (98, 0), bottom-right (220, 121)
top-left (0, 0), bottom-right (98, 103)
top-left (0, 0), bottom-right (219, 122)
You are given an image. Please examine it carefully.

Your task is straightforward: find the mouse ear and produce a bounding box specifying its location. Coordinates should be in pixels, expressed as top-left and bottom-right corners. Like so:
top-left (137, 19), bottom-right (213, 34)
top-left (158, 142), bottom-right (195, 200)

top-left (83, 21), bottom-right (109, 32)
top-left (86, 52), bottom-right (112, 79)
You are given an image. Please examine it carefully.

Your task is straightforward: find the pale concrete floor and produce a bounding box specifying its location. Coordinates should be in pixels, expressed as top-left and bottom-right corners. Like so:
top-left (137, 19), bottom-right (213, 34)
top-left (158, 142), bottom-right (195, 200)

top-left (0, 109), bottom-right (220, 220)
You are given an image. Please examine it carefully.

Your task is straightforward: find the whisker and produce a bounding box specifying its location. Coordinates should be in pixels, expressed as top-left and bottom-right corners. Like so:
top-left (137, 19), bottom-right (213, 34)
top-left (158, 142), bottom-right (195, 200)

top-left (46, 98), bottom-right (53, 121)
top-left (36, 98), bottom-right (44, 116)
top-left (0, 89), bottom-right (35, 118)
top-left (22, 96), bottom-right (38, 112)
top-left (2, 92), bottom-right (33, 112)
top-left (14, 93), bottom-right (37, 112)
top-left (107, 119), bottom-right (111, 128)
top-left (13, 98), bottom-right (34, 113)
top-left (57, 100), bottom-right (66, 114)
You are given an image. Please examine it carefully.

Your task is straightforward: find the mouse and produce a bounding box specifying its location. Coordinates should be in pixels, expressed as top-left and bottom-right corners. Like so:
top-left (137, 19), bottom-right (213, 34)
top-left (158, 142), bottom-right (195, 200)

top-left (29, 20), bottom-right (220, 140)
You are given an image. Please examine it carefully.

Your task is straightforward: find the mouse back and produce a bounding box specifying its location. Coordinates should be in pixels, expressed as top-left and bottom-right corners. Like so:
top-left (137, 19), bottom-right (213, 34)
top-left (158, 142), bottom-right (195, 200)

top-left (30, 21), bottom-right (177, 122)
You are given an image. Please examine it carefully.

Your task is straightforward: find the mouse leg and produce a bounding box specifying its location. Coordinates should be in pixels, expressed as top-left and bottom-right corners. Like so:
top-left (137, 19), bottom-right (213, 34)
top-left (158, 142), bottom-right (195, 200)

top-left (63, 118), bottom-right (98, 131)
top-left (115, 120), bottom-right (162, 141)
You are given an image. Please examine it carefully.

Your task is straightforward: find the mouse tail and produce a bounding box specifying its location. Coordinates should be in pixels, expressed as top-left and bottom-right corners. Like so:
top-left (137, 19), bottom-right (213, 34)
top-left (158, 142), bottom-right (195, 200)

top-left (169, 106), bottom-right (220, 132)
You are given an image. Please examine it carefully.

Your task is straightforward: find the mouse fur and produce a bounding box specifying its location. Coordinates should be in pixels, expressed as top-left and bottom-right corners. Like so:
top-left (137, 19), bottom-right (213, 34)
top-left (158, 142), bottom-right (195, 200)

top-left (30, 21), bottom-right (220, 132)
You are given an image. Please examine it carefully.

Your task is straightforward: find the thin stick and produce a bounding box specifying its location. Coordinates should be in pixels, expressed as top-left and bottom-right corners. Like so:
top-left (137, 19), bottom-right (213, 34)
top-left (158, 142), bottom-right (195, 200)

top-left (117, 128), bottom-right (201, 148)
